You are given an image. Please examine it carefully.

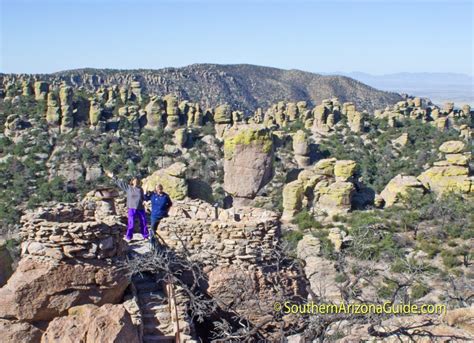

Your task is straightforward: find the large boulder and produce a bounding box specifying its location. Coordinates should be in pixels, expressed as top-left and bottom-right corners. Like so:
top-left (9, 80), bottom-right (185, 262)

top-left (282, 180), bottom-right (304, 221)
top-left (144, 95), bottom-right (164, 129)
top-left (418, 166), bottom-right (471, 194)
top-left (316, 181), bottom-right (355, 215)
top-left (41, 304), bottom-right (139, 343)
top-left (334, 160), bottom-right (357, 181)
top-left (0, 257), bottom-right (128, 322)
top-left (0, 319), bottom-right (42, 343)
top-left (223, 126), bottom-right (273, 201)
top-left (439, 140), bottom-right (465, 154)
top-left (380, 174), bottom-right (425, 207)
top-left (214, 104), bottom-right (232, 124)
top-left (292, 130), bottom-right (309, 156)
top-left (296, 235), bottom-right (341, 302)
top-left (142, 162), bottom-right (188, 200)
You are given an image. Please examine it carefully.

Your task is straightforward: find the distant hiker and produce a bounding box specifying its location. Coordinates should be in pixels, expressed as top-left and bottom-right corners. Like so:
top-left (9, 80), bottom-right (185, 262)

top-left (145, 184), bottom-right (172, 235)
top-left (105, 171), bottom-right (148, 241)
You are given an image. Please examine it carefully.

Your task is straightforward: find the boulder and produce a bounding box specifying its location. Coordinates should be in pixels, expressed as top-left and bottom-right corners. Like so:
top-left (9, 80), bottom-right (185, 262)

top-left (292, 130), bottom-right (309, 156)
top-left (392, 133), bottom-right (409, 148)
top-left (214, 104), bottom-right (232, 124)
top-left (445, 153), bottom-right (470, 166)
top-left (0, 257), bottom-right (129, 322)
top-left (296, 235), bottom-right (341, 302)
top-left (46, 93), bottom-right (61, 125)
top-left (223, 126), bottom-right (273, 200)
top-left (334, 160), bottom-right (356, 181)
top-left (41, 304), bottom-right (139, 343)
top-left (313, 158), bottom-right (336, 176)
top-left (282, 180), bottom-right (304, 221)
top-left (418, 166), bottom-right (471, 194)
top-left (144, 96), bottom-right (164, 129)
top-left (174, 128), bottom-right (187, 148)
top-left (142, 162), bottom-right (188, 200)
top-left (380, 174), bottom-right (425, 207)
top-left (0, 319), bottom-right (42, 343)
top-left (439, 140), bottom-right (465, 154)
top-left (34, 81), bottom-right (48, 101)
top-left (316, 181), bottom-right (355, 214)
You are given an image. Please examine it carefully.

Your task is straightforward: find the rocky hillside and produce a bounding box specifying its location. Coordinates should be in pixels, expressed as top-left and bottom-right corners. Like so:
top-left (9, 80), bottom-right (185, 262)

top-left (0, 74), bottom-right (473, 342)
top-left (2, 64), bottom-right (403, 113)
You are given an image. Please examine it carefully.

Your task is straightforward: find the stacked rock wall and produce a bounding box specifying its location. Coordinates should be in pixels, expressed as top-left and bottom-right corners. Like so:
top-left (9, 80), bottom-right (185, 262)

top-left (19, 203), bottom-right (127, 260)
top-left (156, 199), bottom-right (280, 269)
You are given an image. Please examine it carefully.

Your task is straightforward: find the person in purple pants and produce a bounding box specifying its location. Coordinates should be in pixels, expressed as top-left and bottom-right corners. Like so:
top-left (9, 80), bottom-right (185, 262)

top-left (105, 171), bottom-right (148, 241)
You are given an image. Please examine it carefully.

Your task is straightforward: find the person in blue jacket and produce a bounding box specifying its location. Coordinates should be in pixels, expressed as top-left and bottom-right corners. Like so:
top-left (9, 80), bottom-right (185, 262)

top-left (145, 184), bottom-right (173, 238)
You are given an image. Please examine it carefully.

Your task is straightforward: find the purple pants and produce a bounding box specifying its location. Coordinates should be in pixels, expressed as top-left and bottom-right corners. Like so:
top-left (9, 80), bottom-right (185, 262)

top-left (126, 209), bottom-right (148, 240)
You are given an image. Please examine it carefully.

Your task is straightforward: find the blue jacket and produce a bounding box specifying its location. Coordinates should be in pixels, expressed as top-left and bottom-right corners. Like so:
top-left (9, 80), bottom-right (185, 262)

top-left (145, 192), bottom-right (172, 219)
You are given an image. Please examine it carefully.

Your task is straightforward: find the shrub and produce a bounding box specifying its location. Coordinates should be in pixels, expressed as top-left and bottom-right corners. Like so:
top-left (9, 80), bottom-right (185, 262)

top-left (292, 210), bottom-right (323, 231)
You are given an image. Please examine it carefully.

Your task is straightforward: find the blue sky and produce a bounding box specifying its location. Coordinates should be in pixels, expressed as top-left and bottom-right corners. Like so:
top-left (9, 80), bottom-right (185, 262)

top-left (1, 0), bottom-right (472, 74)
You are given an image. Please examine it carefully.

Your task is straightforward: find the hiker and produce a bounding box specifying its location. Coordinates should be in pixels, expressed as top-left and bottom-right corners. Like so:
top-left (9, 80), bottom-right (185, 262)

top-left (105, 171), bottom-right (148, 241)
top-left (145, 184), bottom-right (172, 236)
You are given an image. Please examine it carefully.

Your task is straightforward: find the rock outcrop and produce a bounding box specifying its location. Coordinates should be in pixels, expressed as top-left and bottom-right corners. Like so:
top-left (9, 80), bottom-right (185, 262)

top-left (292, 130), bottom-right (310, 167)
top-left (282, 158), bottom-right (359, 219)
top-left (223, 125), bottom-right (273, 204)
top-left (41, 304), bottom-right (139, 343)
top-left (380, 174), bottom-right (425, 207)
top-left (418, 140), bottom-right (473, 195)
top-left (297, 235), bottom-right (341, 302)
top-left (0, 201), bottom-right (131, 342)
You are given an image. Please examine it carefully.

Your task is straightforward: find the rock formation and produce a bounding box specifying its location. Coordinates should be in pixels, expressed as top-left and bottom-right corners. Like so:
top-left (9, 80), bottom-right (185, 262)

top-left (380, 174), bottom-right (425, 207)
top-left (0, 201), bottom-right (132, 342)
top-left (223, 125), bottom-right (273, 204)
top-left (41, 304), bottom-right (139, 343)
top-left (292, 130), bottom-right (310, 167)
top-left (418, 140), bottom-right (473, 195)
top-left (46, 92), bottom-right (61, 126)
top-left (142, 162), bottom-right (188, 200)
top-left (59, 85), bottom-right (74, 132)
top-left (282, 158), bottom-right (359, 220)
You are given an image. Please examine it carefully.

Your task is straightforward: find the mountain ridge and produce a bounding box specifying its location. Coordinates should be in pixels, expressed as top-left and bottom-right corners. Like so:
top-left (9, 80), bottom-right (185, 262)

top-left (1, 63), bottom-right (403, 113)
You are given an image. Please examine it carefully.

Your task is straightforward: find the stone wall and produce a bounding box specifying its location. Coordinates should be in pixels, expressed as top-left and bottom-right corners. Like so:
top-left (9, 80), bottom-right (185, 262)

top-left (156, 199), bottom-right (280, 269)
top-left (19, 203), bottom-right (127, 260)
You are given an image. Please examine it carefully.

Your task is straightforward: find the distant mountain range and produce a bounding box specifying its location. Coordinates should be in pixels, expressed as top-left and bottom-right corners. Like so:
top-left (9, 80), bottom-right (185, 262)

top-left (41, 64), bottom-right (403, 113)
top-left (332, 72), bottom-right (474, 106)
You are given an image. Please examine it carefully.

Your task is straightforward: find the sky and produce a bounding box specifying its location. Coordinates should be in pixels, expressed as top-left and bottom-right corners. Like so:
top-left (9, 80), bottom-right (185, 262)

top-left (0, 0), bottom-right (473, 75)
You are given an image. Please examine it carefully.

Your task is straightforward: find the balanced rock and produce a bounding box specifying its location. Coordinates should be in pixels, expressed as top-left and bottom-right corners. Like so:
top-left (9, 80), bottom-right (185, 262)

top-left (223, 125), bottom-right (273, 202)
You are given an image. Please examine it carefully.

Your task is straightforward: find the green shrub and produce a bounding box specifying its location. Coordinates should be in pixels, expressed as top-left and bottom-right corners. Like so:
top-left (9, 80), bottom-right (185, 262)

top-left (292, 210), bottom-right (323, 231)
top-left (411, 283), bottom-right (430, 300)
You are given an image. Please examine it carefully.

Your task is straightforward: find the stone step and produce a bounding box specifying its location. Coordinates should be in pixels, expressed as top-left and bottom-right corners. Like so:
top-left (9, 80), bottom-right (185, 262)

top-left (139, 292), bottom-right (167, 303)
top-left (142, 312), bottom-right (172, 321)
top-left (135, 282), bottom-right (162, 293)
top-left (143, 323), bottom-right (173, 335)
top-left (142, 334), bottom-right (175, 343)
